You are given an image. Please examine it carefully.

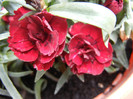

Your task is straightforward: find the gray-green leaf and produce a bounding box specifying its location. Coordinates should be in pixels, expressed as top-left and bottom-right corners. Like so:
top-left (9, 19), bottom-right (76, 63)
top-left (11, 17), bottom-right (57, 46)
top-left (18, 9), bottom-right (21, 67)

top-left (0, 63), bottom-right (22, 99)
top-left (49, 2), bottom-right (116, 36)
top-left (35, 70), bottom-right (46, 82)
top-left (34, 79), bottom-right (47, 99)
top-left (54, 67), bottom-right (72, 94)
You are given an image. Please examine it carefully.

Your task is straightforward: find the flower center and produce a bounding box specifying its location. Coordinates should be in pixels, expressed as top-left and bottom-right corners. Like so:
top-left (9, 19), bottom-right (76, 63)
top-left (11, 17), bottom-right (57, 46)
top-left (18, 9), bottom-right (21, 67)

top-left (78, 43), bottom-right (97, 63)
top-left (34, 31), bottom-right (47, 41)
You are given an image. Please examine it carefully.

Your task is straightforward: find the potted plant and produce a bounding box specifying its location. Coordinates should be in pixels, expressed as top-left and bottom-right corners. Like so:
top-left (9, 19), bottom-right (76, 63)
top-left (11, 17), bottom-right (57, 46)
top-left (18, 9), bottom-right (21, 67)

top-left (0, 0), bottom-right (132, 99)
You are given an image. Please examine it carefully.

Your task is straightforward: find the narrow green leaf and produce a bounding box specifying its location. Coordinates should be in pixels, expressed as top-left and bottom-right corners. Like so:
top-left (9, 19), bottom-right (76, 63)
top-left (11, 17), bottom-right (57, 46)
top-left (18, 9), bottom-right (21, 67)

top-left (35, 70), bottom-right (46, 82)
top-left (8, 71), bottom-right (33, 77)
top-left (112, 57), bottom-right (124, 68)
top-left (113, 40), bottom-right (129, 69)
top-left (77, 74), bottom-right (84, 82)
top-left (49, 2), bottom-right (116, 35)
top-left (0, 32), bottom-right (9, 41)
top-left (34, 79), bottom-right (47, 99)
top-left (54, 67), bottom-right (72, 94)
top-left (105, 66), bottom-right (119, 74)
top-left (45, 72), bottom-right (58, 82)
top-left (19, 11), bottom-right (37, 21)
top-left (0, 63), bottom-right (22, 99)
top-left (0, 88), bottom-right (10, 97)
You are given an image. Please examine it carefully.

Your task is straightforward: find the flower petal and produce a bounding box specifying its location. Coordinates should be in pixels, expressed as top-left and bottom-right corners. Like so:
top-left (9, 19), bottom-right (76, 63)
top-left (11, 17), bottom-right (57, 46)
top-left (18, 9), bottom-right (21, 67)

top-left (36, 30), bottom-right (58, 55)
top-left (76, 60), bottom-right (104, 75)
top-left (50, 16), bottom-right (67, 45)
top-left (36, 11), bottom-right (53, 22)
top-left (13, 48), bottom-right (39, 62)
top-left (104, 60), bottom-right (112, 67)
top-left (69, 49), bottom-right (79, 60)
top-left (69, 22), bottom-right (85, 36)
top-left (72, 54), bottom-right (83, 66)
top-left (80, 24), bottom-right (102, 40)
top-left (9, 28), bottom-right (29, 43)
top-left (33, 59), bottom-right (55, 71)
top-left (16, 7), bottom-right (31, 15)
top-left (95, 43), bottom-right (113, 63)
top-left (68, 34), bottom-right (85, 52)
top-left (56, 41), bottom-right (65, 56)
top-left (104, 0), bottom-right (123, 14)
top-left (65, 54), bottom-right (70, 66)
top-left (9, 40), bottom-right (34, 52)
top-left (39, 52), bottom-right (56, 64)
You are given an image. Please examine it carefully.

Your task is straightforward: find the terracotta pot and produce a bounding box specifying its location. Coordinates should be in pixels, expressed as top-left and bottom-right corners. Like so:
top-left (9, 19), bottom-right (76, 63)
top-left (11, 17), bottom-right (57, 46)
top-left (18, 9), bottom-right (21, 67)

top-left (94, 42), bottom-right (133, 99)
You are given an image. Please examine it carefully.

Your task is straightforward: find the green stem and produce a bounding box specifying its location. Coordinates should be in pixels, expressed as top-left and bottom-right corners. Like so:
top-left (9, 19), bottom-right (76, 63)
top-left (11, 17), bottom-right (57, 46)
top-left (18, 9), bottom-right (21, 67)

top-left (45, 72), bottom-right (58, 82)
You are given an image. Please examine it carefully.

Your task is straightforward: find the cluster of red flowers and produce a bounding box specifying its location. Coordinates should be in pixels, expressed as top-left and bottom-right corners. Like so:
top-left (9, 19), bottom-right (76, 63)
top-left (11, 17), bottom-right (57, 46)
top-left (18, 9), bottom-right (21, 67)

top-left (4, 0), bottom-right (123, 75)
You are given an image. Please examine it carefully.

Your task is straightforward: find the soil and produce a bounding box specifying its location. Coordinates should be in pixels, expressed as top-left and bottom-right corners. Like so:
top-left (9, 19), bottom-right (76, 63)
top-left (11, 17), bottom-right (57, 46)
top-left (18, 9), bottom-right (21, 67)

top-left (16, 70), bottom-right (121, 99)
top-left (41, 71), bottom-right (120, 99)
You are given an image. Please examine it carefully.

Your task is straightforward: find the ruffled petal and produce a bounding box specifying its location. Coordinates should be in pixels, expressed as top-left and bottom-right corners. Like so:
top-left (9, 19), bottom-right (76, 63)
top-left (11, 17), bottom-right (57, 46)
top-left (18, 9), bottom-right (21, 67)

top-left (29, 15), bottom-right (43, 28)
top-left (36, 11), bottom-right (53, 22)
top-left (9, 28), bottom-right (29, 43)
top-left (95, 43), bottom-right (113, 63)
top-left (104, 60), bottom-right (112, 67)
top-left (27, 20), bottom-right (42, 41)
top-left (36, 30), bottom-right (58, 55)
top-left (39, 52), bottom-right (56, 64)
top-left (9, 7), bottom-right (31, 31)
top-left (56, 41), bottom-right (65, 56)
top-left (72, 54), bottom-right (83, 66)
top-left (50, 16), bottom-right (67, 45)
top-left (69, 49), bottom-right (79, 60)
top-left (13, 48), bottom-right (39, 62)
top-left (68, 34), bottom-right (85, 51)
top-left (65, 54), bottom-right (74, 68)
top-left (9, 23), bottom-right (20, 36)
top-left (80, 24), bottom-right (102, 40)
top-left (76, 60), bottom-right (104, 75)
top-left (9, 40), bottom-right (34, 52)
top-left (104, 0), bottom-right (123, 14)
top-left (16, 7), bottom-right (31, 15)
top-left (69, 22), bottom-right (85, 36)
top-left (33, 59), bottom-right (55, 71)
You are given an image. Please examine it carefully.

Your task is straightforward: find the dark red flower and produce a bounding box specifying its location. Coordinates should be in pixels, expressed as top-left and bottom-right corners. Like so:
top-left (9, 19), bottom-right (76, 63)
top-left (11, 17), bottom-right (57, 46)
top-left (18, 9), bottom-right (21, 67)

top-left (8, 7), bottom-right (67, 71)
top-left (65, 22), bottom-right (113, 75)
top-left (104, 0), bottom-right (123, 14)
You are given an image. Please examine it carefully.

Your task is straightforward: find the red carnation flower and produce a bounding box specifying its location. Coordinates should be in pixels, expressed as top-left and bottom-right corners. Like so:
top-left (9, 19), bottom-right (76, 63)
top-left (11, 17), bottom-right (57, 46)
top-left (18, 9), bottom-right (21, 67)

top-left (65, 22), bottom-right (113, 75)
top-left (8, 7), bottom-right (67, 71)
top-left (104, 0), bottom-right (123, 14)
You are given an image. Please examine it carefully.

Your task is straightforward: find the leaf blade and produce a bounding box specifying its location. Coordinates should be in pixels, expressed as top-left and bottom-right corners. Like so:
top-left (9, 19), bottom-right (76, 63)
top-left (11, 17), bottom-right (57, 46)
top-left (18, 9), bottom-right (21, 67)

top-left (35, 70), bottom-right (46, 82)
top-left (0, 64), bottom-right (22, 99)
top-left (49, 2), bottom-right (116, 34)
top-left (8, 71), bottom-right (33, 78)
top-left (54, 67), bottom-right (72, 94)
